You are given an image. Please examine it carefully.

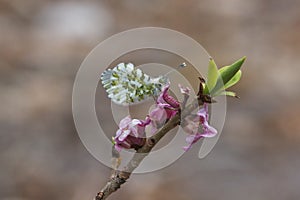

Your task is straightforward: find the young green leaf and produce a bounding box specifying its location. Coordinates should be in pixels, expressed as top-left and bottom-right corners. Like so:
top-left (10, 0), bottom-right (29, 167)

top-left (219, 56), bottom-right (246, 85)
top-left (223, 70), bottom-right (242, 89)
top-left (216, 91), bottom-right (239, 98)
top-left (206, 58), bottom-right (219, 91)
top-left (210, 56), bottom-right (246, 94)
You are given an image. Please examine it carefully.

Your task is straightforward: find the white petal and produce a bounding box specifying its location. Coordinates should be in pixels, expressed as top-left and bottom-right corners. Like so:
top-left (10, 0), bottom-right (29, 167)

top-left (136, 69), bottom-right (142, 78)
top-left (126, 63), bottom-right (134, 72)
top-left (119, 96), bottom-right (127, 104)
top-left (117, 63), bottom-right (125, 69)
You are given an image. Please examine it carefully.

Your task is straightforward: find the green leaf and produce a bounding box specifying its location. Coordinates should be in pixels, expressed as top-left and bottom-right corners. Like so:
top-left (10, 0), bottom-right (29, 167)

top-left (206, 58), bottom-right (219, 91)
top-left (219, 56), bottom-right (245, 84)
top-left (211, 56), bottom-right (246, 94)
top-left (203, 83), bottom-right (209, 94)
top-left (216, 91), bottom-right (239, 98)
top-left (224, 70), bottom-right (242, 89)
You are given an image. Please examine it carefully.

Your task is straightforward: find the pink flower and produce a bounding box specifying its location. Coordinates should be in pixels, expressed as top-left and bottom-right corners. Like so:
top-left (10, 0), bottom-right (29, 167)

top-left (158, 84), bottom-right (180, 110)
top-left (149, 105), bottom-right (168, 134)
top-left (113, 115), bottom-right (151, 151)
top-left (178, 84), bottom-right (191, 108)
top-left (157, 84), bottom-right (180, 118)
top-left (149, 84), bottom-right (180, 134)
top-left (178, 84), bottom-right (190, 96)
top-left (182, 103), bottom-right (217, 151)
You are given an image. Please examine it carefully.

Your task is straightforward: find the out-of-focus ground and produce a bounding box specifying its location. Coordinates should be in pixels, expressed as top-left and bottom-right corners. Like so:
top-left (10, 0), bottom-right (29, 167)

top-left (1, 0), bottom-right (300, 199)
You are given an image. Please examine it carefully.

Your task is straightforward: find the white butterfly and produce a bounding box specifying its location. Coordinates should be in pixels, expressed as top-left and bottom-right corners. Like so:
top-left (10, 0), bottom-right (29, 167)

top-left (101, 63), bottom-right (169, 105)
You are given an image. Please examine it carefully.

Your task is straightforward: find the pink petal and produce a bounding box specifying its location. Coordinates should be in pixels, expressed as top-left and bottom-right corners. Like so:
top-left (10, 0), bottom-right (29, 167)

top-left (162, 91), bottom-right (180, 108)
top-left (186, 135), bottom-right (196, 143)
top-left (178, 84), bottom-right (191, 95)
top-left (115, 129), bottom-right (123, 138)
top-left (183, 121), bottom-right (199, 135)
top-left (131, 119), bottom-right (141, 126)
top-left (150, 107), bottom-right (167, 122)
top-left (183, 145), bottom-right (192, 151)
top-left (201, 125), bottom-right (218, 138)
top-left (157, 85), bottom-right (169, 104)
top-left (118, 129), bottom-right (131, 141)
top-left (141, 116), bottom-right (151, 126)
top-left (165, 108), bottom-right (177, 119)
top-left (119, 116), bottom-right (131, 129)
top-left (128, 119), bottom-right (140, 137)
top-left (197, 108), bottom-right (207, 121)
top-left (183, 134), bottom-right (203, 151)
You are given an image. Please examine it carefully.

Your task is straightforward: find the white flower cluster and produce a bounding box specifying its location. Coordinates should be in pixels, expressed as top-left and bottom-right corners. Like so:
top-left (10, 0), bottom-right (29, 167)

top-left (101, 63), bottom-right (169, 105)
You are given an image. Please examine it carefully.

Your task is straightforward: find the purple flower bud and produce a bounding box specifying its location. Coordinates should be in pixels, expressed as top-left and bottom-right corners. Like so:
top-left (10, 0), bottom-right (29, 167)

top-left (159, 84), bottom-right (180, 108)
top-left (149, 84), bottom-right (180, 134)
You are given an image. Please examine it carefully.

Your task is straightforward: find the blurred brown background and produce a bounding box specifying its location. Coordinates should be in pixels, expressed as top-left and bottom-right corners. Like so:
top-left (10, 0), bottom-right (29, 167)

top-left (1, 0), bottom-right (300, 199)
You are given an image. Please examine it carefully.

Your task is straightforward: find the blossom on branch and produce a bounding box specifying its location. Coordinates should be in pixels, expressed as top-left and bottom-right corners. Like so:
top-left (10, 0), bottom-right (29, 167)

top-left (178, 84), bottom-right (191, 96)
top-left (182, 103), bottom-right (218, 151)
top-left (113, 115), bottom-right (151, 151)
top-left (149, 84), bottom-right (180, 134)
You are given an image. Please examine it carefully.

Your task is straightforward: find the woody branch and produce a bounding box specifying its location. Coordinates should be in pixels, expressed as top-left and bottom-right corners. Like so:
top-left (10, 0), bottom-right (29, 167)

top-left (95, 98), bottom-right (201, 200)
